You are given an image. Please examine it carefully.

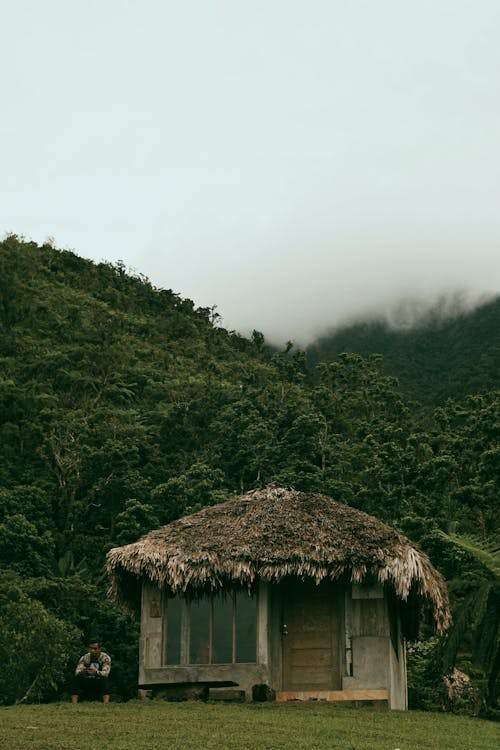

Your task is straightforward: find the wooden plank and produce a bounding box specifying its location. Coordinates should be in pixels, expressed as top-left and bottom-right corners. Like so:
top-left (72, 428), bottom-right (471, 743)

top-left (276, 689), bottom-right (389, 702)
top-left (286, 668), bottom-right (335, 687)
top-left (351, 599), bottom-right (389, 637)
top-left (287, 633), bottom-right (332, 649)
top-left (289, 649), bottom-right (332, 667)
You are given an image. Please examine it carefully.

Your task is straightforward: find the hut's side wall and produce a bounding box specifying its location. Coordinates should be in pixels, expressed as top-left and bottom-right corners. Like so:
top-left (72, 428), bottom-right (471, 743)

top-left (388, 612), bottom-right (408, 710)
top-left (342, 584), bottom-right (407, 708)
top-left (342, 584), bottom-right (389, 690)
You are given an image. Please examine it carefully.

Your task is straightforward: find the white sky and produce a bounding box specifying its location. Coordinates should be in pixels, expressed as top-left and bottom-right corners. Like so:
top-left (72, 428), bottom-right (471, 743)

top-left (1, 1), bottom-right (499, 343)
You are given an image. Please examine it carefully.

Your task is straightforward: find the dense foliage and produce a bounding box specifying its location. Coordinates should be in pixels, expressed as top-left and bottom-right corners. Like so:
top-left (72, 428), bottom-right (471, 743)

top-left (0, 236), bottom-right (498, 709)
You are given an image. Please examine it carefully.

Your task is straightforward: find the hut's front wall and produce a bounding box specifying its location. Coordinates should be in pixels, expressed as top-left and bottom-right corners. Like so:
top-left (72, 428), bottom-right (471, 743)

top-left (139, 580), bottom-right (270, 698)
top-left (139, 579), bottom-right (407, 708)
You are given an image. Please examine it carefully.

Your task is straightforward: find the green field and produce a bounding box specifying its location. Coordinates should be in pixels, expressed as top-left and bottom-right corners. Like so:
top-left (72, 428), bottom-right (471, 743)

top-left (0, 702), bottom-right (497, 750)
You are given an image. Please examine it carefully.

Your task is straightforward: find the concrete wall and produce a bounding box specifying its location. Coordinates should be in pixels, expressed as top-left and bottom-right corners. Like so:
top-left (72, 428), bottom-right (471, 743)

top-left (342, 583), bottom-right (389, 690)
top-left (267, 583), bottom-right (284, 690)
top-left (388, 605), bottom-right (408, 710)
top-left (139, 579), bottom-right (164, 681)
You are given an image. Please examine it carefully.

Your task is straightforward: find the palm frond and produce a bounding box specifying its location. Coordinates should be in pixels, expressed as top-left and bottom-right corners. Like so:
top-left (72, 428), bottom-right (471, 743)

top-left (438, 532), bottom-right (500, 578)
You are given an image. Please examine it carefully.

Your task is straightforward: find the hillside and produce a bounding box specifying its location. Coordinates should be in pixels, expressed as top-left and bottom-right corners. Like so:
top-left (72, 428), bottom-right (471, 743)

top-left (1, 234), bottom-right (498, 556)
top-left (307, 296), bottom-right (500, 405)
top-left (0, 235), bottom-right (277, 557)
top-left (0, 236), bottom-right (498, 707)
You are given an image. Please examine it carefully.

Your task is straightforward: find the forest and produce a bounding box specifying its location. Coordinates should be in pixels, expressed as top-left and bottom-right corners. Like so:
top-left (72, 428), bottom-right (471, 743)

top-left (0, 235), bottom-right (498, 714)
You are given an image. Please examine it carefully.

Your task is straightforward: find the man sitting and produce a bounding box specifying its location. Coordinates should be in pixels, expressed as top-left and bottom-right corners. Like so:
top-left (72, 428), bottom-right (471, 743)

top-left (71, 640), bottom-right (111, 703)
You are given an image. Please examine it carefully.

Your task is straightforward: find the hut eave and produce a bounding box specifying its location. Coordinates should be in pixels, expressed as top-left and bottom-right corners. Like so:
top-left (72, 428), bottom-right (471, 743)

top-left (105, 486), bottom-right (451, 632)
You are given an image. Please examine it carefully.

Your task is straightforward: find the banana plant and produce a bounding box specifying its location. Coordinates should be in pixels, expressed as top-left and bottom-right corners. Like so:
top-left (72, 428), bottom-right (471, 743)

top-left (438, 532), bottom-right (499, 708)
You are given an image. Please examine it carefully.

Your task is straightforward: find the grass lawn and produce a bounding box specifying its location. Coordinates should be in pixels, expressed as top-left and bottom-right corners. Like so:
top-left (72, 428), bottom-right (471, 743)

top-left (0, 701), bottom-right (497, 750)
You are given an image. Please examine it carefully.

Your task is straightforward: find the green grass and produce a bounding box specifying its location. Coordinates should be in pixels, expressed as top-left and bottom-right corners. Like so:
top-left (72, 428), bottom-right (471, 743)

top-left (0, 702), bottom-right (497, 750)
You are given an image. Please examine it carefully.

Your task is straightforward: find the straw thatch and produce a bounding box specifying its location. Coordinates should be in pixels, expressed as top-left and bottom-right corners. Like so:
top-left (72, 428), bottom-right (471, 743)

top-left (106, 485), bottom-right (450, 633)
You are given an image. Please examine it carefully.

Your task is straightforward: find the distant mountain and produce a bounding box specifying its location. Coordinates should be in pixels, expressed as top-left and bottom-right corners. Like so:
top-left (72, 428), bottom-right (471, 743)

top-left (306, 296), bottom-right (500, 406)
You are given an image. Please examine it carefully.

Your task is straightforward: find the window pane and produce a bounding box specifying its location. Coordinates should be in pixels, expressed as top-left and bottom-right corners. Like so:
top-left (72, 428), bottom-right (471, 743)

top-left (165, 597), bottom-right (182, 665)
top-left (189, 598), bottom-right (211, 664)
top-left (235, 591), bottom-right (257, 663)
top-left (212, 594), bottom-right (233, 664)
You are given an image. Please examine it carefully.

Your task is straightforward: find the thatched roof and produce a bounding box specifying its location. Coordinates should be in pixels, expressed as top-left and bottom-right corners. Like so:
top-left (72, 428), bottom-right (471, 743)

top-left (106, 485), bottom-right (450, 633)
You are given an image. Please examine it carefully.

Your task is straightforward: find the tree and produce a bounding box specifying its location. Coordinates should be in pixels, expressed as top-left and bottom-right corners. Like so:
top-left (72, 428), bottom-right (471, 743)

top-left (113, 499), bottom-right (159, 547)
top-left (439, 533), bottom-right (500, 710)
top-left (0, 573), bottom-right (80, 704)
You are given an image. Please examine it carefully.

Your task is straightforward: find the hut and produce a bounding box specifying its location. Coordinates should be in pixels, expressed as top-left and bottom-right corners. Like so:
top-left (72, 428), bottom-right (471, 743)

top-left (106, 486), bottom-right (450, 708)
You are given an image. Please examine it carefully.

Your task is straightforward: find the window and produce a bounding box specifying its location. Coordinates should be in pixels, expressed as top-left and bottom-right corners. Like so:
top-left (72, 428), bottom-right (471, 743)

top-left (164, 591), bottom-right (257, 665)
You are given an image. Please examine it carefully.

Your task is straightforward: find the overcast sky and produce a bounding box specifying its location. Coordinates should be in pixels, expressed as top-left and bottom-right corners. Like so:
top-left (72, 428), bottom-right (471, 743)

top-left (2, 1), bottom-right (499, 343)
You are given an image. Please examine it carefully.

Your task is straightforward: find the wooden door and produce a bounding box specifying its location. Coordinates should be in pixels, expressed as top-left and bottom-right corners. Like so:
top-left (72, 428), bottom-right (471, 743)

top-left (282, 579), bottom-right (341, 691)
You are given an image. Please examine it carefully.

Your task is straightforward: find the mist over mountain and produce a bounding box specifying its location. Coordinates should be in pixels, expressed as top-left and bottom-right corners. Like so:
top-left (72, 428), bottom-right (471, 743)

top-left (307, 294), bottom-right (500, 405)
